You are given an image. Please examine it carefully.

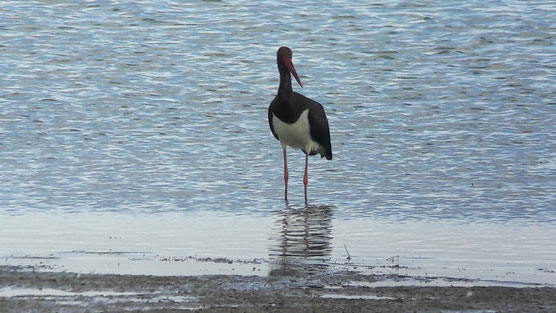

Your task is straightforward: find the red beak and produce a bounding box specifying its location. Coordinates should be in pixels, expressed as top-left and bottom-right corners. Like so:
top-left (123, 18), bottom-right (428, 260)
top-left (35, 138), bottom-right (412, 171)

top-left (283, 56), bottom-right (303, 88)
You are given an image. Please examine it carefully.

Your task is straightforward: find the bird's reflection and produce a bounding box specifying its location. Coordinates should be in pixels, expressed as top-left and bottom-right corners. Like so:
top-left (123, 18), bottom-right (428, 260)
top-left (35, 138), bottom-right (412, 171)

top-left (269, 204), bottom-right (334, 276)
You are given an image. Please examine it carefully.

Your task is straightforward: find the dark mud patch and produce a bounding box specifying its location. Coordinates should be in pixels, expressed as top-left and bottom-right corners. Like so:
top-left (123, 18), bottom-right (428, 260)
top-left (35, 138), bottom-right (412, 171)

top-left (1, 265), bottom-right (555, 312)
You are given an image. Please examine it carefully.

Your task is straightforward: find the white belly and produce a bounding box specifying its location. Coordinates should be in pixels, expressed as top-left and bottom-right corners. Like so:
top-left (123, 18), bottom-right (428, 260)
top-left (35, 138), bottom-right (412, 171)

top-left (272, 109), bottom-right (322, 154)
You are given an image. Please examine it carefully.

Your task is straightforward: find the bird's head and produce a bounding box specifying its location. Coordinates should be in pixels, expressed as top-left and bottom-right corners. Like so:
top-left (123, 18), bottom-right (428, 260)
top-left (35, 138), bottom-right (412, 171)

top-left (277, 46), bottom-right (303, 88)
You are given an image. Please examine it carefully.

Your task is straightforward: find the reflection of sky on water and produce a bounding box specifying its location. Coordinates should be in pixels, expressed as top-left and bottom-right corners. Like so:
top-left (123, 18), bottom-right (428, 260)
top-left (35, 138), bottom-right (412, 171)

top-left (2, 212), bottom-right (554, 285)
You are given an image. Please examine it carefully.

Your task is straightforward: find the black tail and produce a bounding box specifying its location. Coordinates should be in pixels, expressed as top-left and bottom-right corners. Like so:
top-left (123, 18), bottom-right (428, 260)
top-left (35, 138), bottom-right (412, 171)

top-left (323, 147), bottom-right (332, 160)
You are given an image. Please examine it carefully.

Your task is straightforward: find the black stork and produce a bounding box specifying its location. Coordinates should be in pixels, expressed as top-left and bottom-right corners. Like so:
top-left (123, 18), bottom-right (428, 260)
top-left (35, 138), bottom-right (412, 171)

top-left (268, 47), bottom-right (332, 203)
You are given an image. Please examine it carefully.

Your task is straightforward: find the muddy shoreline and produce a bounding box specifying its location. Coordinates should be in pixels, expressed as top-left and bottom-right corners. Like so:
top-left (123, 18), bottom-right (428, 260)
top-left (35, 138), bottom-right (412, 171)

top-left (1, 265), bottom-right (555, 312)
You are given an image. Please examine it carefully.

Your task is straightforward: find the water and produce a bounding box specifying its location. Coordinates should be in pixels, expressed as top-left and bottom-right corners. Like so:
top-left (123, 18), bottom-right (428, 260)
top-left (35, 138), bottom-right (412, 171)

top-left (1, 1), bottom-right (555, 283)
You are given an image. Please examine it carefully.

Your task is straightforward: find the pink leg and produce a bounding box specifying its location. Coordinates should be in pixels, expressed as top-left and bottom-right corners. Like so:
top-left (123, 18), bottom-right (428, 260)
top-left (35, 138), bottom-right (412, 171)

top-left (303, 152), bottom-right (309, 203)
top-left (283, 148), bottom-right (288, 202)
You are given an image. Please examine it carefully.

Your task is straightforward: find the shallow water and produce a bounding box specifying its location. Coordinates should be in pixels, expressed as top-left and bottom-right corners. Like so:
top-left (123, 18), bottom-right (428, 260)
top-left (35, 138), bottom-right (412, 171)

top-left (1, 212), bottom-right (555, 285)
top-left (0, 1), bottom-right (555, 283)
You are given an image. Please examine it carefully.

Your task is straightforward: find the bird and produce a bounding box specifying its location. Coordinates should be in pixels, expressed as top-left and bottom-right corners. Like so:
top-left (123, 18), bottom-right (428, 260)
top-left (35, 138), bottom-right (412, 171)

top-left (268, 46), bottom-right (332, 203)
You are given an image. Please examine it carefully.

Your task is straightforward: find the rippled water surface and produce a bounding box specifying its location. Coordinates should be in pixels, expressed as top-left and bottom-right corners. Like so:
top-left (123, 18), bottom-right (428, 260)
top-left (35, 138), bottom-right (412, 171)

top-left (1, 1), bottom-right (555, 283)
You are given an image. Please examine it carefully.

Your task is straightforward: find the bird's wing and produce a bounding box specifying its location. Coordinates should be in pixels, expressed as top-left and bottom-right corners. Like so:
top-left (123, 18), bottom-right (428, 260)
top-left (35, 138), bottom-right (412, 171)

top-left (268, 101), bottom-right (279, 140)
top-left (294, 93), bottom-right (333, 160)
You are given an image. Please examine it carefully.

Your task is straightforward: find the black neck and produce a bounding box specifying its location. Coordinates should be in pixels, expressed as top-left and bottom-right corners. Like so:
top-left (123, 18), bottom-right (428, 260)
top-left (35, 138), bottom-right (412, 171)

top-left (278, 62), bottom-right (292, 95)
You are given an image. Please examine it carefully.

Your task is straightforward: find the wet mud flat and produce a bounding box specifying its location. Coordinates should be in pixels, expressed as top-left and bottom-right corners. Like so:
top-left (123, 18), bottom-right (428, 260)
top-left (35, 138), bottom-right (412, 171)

top-left (1, 265), bottom-right (555, 312)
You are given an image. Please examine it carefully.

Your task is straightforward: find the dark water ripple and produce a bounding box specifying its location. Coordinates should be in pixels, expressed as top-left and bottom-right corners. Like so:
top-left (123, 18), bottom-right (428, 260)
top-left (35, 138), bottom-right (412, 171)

top-left (0, 1), bottom-right (554, 223)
